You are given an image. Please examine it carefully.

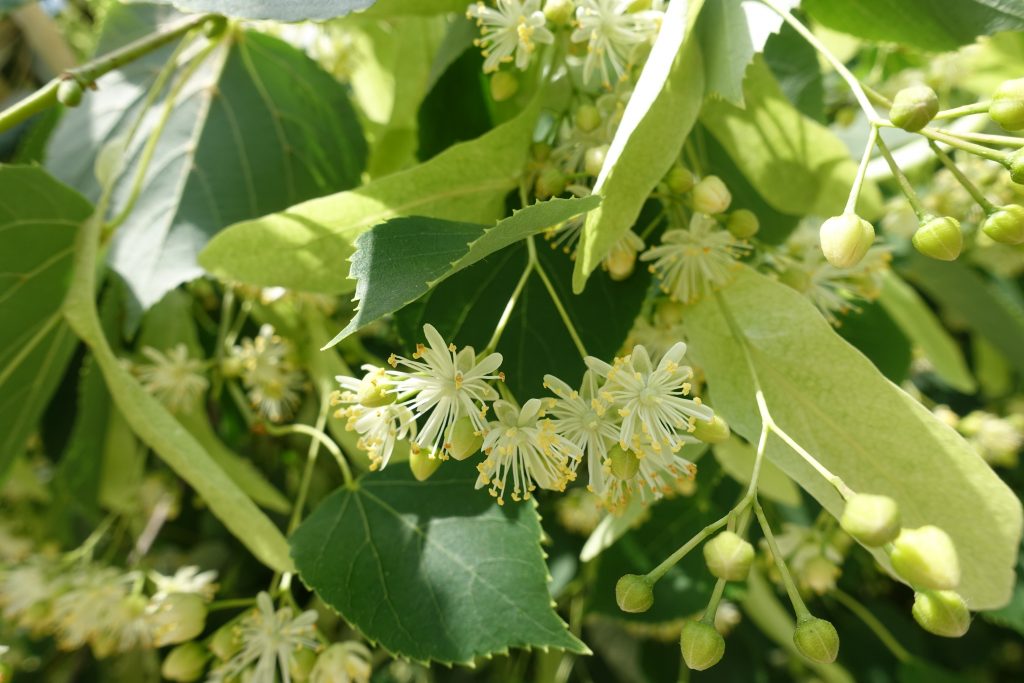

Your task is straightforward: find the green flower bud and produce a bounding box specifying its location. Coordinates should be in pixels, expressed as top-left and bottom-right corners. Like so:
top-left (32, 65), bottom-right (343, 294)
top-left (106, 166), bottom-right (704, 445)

top-left (990, 78), bottom-right (1024, 131)
top-left (448, 416), bottom-right (483, 461)
top-left (840, 493), bottom-right (901, 547)
top-left (1008, 147), bottom-right (1024, 184)
top-left (912, 590), bottom-right (971, 638)
top-left (490, 71), bottom-right (519, 102)
top-left (615, 573), bottom-right (654, 613)
top-left (819, 214), bottom-right (874, 268)
top-left (793, 617), bottom-right (840, 664)
top-left (982, 205), bottom-right (1024, 245)
top-left (726, 209), bottom-right (760, 239)
top-left (666, 165), bottom-right (696, 194)
top-left (409, 447), bottom-right (443, 482)
top-left (575, 103), bottom-right (602, 133)
top-left (889, 85), bottom-right (939, 132)
top-left (289, 647), bottom-right (318, 682)
top-left (356, 377), bottom-right (394, 408)
top-left (210, 621), bottom-right (244, 661)
top-left (535, 166), bottom-right (567, 199)
top-left (912, 216), bottom-right (962, 261)
top-left (57, 79), bottom-right (84, 107)
top-left (692, 175), bottom-right (732, 215)
top-left (680, 620), bottom-right (725, 671)
top-left (891, 526), bottom-right (961, 591)
top-left (608, 444), bottom-right (640, 480)
top-left (162, 643), bottom-right (210, 682)
top-left (544, 0), bottom-right (574, 25)
top-left (152, 593), bottom-right (208, 646)
top-left (584, 145), bottom-right (608, 177)
top-left (692, 415), bottom-right (730, 444)
top-left (703, 531), bottom-right (755, 581)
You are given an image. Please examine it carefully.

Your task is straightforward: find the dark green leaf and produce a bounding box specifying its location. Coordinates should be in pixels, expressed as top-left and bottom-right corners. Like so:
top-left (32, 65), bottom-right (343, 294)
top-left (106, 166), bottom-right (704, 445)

top-left (763, 21), bottom-right (826, 123)
top-left (290, 462), bottom-right (588, 664)
top-left (835, 299), bottom-right (911, 384)
top-left (697, 0), bottom-right (789, 105)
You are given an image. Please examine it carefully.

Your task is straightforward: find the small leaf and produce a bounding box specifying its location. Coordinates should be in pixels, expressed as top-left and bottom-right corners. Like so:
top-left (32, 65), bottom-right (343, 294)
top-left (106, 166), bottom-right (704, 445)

top-left (290, 462), bottom-right (588, 664)
top-left (157, 0), bottom-right (376, 21)
top-left (685, 267), bottom-right (1022, 609)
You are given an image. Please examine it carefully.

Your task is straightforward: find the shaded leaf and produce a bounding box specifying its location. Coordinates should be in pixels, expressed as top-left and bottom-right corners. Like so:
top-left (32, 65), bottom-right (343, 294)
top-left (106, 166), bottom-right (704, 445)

top-left (763, 20), bottom-right (826, 123)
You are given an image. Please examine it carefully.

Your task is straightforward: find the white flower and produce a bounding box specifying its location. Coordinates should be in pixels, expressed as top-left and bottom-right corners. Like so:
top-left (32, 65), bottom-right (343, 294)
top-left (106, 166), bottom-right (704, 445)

top-left (335, 365), bottom-right (393, 407)
top-left (544, 370), bottom-right (619, 495)
top-left (135, 344), bottom-right (208, 413)
top-left (149, 566), bottom-right (218, 603)
top-left (51, 566), bottom-right (153, 656)
top-left (640, 212), bottom-right (750, 304)
top-left (586, 342), bottom-right (712, 456)
top-left (341, 403), bottom-right (418, 471)
top-left (387, 324), bottom-right (503, 459)
top-left (571, 0), bottom-right (662, 86)
top-left (476, 399), bottom-right (582, 504)
top-left (210, 592), bottom-right (319, 683)
top-left (310, 641), bottom-right (373, 683)
top-left (599, 447), bottom-right (697, 510)
top-left (233, 325), bottom-right (305, 423)
top-left (467, 0), bottom-right (554, 72)
top-left (0, 560), bottom-right (58, 628)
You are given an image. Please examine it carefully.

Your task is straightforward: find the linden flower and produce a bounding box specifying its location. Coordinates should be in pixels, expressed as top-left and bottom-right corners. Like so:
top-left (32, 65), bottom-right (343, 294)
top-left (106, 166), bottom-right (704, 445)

top-left (310, 641), bottom-right (373, 683)
top-left (0, 560), bottom-right (59, 628)
top-left (210, 592), bottom-right (319, 683)
top-left (341, 403), bottom-right (418, 471)
top-left (599, 446), bottom-right (697, 510)
top-left (233, 325), bottom-right (305, 423)
top-left (150, 566), bottom-right (218, 603)
top-left (640, 212), bottom-right (750, 304)
top-left (135, 344), bottom-right (208, 413)
top-left (544, 370), bottom-right (620, 495)
top-left (572, 0), bottom-right (663, 86)
top-left (586, 342), bottom-right (713, 455)
top-left (467, 0), bottom-right (554, 72)
top-left (388, 324), bottom-right (503, 459)
top-left (475, 399), bottom-right (582, 504)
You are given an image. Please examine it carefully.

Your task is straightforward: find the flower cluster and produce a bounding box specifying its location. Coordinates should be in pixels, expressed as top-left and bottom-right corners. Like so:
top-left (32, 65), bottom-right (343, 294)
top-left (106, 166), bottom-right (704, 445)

top-left (230, 324), bottom-right (306, 423)
top-left (135, 344), bottom-right (209, 413)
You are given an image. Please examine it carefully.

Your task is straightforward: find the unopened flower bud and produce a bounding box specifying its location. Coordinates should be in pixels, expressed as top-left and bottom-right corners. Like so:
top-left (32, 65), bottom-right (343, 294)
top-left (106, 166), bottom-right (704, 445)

top-left (1007, 147), bottom-right (1024, 184)
top-left (607, 444), bottom-right (640, 480)
top-left (448, 416), bottom-right (483, 461)
top-left (210, 621), bottom-right (243, 660)
top-left (58, 78), bottom-right (85, 107)
top-left (891, 526), bottom-right (961, 590)
top-left (544, 0), bottom-right (574, 25)
top-left (667, 165), bottom-right (696, 194)
top-left (356, 378), bottom-right (393, 408)
top-left (727, 209), bottom-right (760, 239)
top-left (152, 593), bottom-right (208, 646)
top-left (289, 647), bottom-right (318, 682)
top-left (162, 642), bottom-right (210, 682)
top-left (692, 415), bottom-right (730, 444)
top-left (615, 573), bottom-right (654, 613)
top-left (913, 216), bottom-right (962, 261)
top-left (889, 85), bottom-right (939, 132)
top-left (912, 590), bottom-right (971, 638)
top-left (703, 531), bottom-right (755, 582)
top-left (680, 620), bottom-right (725, 671)
top-left (793, 617), bottom-right (840, 663)
top-left (982, 205), bottom-right (1024, 245)
top-left (840, 493), bottom-right (901, 547)
top-left (819, 214), bottom-right (874, 268)
top-left (535, 166), bottom-right (567, 199)
top-left (692, 176), bottom-right (732, 214)
top-left (584, 145), bottom-right (608, 177)
top-left (990, 78), bottom-right (1024, 131)
top-left (490, 71), bottom-right (518, 102)
top-left (409, 447), bottom-right (443, 482)
top-left (575, 103), bottom-right (602, 132)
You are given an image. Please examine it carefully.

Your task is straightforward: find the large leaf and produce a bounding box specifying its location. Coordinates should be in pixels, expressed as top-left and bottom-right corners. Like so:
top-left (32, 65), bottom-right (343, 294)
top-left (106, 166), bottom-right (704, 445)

top-left (200, 96), bottom-right (540, 295)
top-left (701, 57), bottom-right (882, 220)
top-left (573, 0), bottom-right (705, 292)
top-left (363, 0), bottom-right (467, 16)
top-left (0, 165), bottom-right (91, 479)
top-left (290, 462), bottom-right (588, 664)
top-left (47, 14), bottom-right (366, 311)
top-left (330, 197), bottom-right (599, 346)
top-left (803, 0), bottom-right (1024, 52)
top-left (685, 267), bottom-right (1022, 609)
top-left (157, 0), bottom-right (376, 20)
top-left (712, 436), bottom-right (801, 506)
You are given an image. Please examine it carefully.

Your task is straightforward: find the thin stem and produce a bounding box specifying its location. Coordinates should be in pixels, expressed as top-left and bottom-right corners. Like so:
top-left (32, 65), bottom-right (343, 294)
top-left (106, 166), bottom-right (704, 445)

top-left (758, 0), bottom-right (882, 124)
top-left (846, 124), bottom-right (879, 215)
top-left (212, 287), bottom-right (236, 399)
top-left (207, 597), bottom-right (257, 613)
top-left (286, 388), bottom-right (332, 535)
top-left (701, 578), bottom-right (728, 624)
top-left (638, 208), bottom-right (667, 241)
top-left (484, 258), bottom-right (533, 354)
top-left (874, 135), bottom-right (928, 221)
top-left (745, 420), bottom-right (771, 500)
top-left (647, 513), bottom-right (731, 583)
top-left (770, 424), bottom-right (855, 499)
top-left (932, 101), bottom-right (990, 121)
top-left (931, 128), bottom-right (1024, 148)
top-left (832, 589), bottom-right (912, 663)
top-left (919, 127), bottom-right (1010, 165)
top-left (264, 422), bottom-right (352, 486)
top-left (862, 83), bottom-right (894, 109)
top-left (754, 499), bottom-right (812, 621)
top-left (0, 13), bottom-right (212, 133)
top-left (65, 515), bottom-right (116, 562)
top-left (928, 141), bottom-right (997, 213)
top-left (529, 236), bottom-right (589, 358)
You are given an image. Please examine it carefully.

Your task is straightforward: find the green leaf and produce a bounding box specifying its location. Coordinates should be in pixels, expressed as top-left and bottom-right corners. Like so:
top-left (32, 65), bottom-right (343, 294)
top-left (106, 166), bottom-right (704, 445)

top-left (685, 267), bottom-right (1022, 609)
top-left (157, 0), bottom-right (376, 20)
top-left (803, 0), bottom-right (1024, 52)
top-left (330, 197), bottom-right (599, 346)
top-left (763, 21), bottom-right (826, 123)
top-left (701, 57), bottom-right (883, 220)
top-left (573, 0), bottom-right (706, 292)
top-left (290, 462), bottom-right (588, 664)
top-left (878, 272), bottom-right (976, 393)
top-left (835, 300), bottom-right (911, 384)
top-left (898, 252), bottom-right (1024, 377)
top-left (363, 0), bottom-right (468, 16)
top-left (200, 95), bottom-right (540, 295)
top-left (712, 436), bottom-right (801, 506)
top-left (0, 165), bottom-right (92, 479)
top-left (48, 20), bottom-right (366, 310)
